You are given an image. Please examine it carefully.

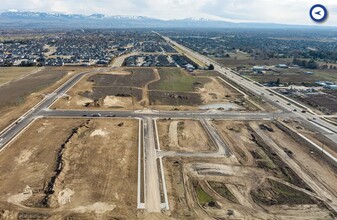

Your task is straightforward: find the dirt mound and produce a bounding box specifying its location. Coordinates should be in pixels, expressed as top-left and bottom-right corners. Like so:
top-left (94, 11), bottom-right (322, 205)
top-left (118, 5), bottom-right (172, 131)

top-left (84, 99), bottom-right (103, 107)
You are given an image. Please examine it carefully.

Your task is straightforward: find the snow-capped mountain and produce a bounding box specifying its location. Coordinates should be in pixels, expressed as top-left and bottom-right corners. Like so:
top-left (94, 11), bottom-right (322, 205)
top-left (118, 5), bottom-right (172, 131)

top-left (0, 11), bottom-right (325, 29)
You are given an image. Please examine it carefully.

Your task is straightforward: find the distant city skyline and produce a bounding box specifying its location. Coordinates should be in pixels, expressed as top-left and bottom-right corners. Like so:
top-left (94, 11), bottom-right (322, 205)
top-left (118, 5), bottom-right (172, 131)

top-left (1, 0), bottom-right (337, 26)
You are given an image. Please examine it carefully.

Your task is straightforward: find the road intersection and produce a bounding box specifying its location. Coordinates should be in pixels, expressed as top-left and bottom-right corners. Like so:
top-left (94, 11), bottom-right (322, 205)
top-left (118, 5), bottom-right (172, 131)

top-left (0, 34), bottom-right (337, 213)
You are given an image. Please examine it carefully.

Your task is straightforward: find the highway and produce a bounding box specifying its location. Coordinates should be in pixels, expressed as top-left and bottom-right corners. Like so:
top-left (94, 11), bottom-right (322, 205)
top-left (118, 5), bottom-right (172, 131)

top-left (157, 32), bottom-right (337, 145)
top-left (0, 36), bottom-right (336, 213)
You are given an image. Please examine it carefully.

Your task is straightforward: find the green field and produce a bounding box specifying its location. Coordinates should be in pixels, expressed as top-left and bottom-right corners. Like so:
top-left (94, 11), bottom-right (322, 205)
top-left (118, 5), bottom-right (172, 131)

top-left (150, 68), bottom-right (209, 92)
top-left (0, 67), bottom-right (40, 85)
top-left (195, 185), bottom-right (214, 205)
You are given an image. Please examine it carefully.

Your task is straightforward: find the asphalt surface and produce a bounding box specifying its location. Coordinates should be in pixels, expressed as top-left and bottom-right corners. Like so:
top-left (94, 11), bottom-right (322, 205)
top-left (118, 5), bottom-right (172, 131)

top-left (157, 32), bottom-right (337, 145)
top-left (200, 118), bottom-right (231, 156)
top-left (0, 71), bottom-right (90, 151)
top-left (143, 117), bottom-right (161, 212)
top-left (40, 109), bottom-right (290, 120)
top-left (0, 35), bottom-right (336, 214)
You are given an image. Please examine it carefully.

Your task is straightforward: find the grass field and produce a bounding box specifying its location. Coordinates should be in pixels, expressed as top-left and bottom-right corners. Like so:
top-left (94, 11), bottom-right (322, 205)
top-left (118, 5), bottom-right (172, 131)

top-left (0, 67), bottom-right (41, 85)
top-left (150, 68), bottom-right (207, 92)
top-left (195, 184), bottom-right (214, 205)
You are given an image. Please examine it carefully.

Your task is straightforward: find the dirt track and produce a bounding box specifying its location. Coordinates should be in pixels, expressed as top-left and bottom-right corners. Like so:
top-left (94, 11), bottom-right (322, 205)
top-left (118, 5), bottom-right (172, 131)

top-left (160, 120), bottom-right (337, 219)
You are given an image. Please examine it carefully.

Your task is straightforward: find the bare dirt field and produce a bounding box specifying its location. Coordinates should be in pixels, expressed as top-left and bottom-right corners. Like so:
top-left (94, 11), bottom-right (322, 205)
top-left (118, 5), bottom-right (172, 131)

top-left (0, 68), bottom-right (67, 109)
top-left (0, 118), bottom-right (139, 219)
top-left (53, 68), bottom-right (155, 110)
top-left (157, 119), bottom-right (216, 153)
top-left (161, 120), bottom-right (337, 219)
top-left (54, 67), bottom-right (250, 111)
top-left (296, 91), bottom-right (337, 115)
top-left (0, 67), bottom-right (89, 132)
top-left (214, 58), bottom-right (292, 68)
top-left (0, 67), bottom-right (41, 85)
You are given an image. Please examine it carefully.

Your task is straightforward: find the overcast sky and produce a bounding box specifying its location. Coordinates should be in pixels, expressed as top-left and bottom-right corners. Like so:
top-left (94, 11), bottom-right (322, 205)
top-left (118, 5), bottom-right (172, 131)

top-left (1, 0), bottom-right (337, 25)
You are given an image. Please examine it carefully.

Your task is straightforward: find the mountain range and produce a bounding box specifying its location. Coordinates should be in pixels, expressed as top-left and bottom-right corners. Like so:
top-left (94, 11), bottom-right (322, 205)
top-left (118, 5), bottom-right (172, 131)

top-left (0, 11), bottom-right (332, 29)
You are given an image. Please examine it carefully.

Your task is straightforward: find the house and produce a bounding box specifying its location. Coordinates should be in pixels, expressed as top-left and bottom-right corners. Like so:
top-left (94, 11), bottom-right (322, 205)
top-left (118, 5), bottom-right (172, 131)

top-left (253, 66), bottom-right (265, 73)
top-left (276, 64), bottom-right (288, 68)
top-left (185, 64), bottom-right (195, 72)
top-left (325, 85), bottom-right (337, 90)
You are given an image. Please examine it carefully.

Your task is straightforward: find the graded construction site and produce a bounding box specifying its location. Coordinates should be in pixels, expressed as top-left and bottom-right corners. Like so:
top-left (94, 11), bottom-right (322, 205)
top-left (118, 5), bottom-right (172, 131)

top-left (52, 67), bottom-right (258, 111)
top-left (163, 120), bottom-right (337, 219)
top-left (0, 66), bottom-right (337, 220)
top-left (0, 118), bottom-right (138, 219)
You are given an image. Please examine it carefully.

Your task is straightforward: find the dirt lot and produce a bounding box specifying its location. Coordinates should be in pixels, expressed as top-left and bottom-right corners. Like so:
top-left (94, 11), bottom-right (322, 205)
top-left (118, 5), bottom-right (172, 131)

top-left (53, 68), bottom-right (155, 110)
top-left (0, 67), bottom-right (88, 132)
top-left (161, 120), bottom-right (337, 219)
top-left (0, 118), bottom-right (138, 219)
top-left (53, 67), bottom-right (248, 111)
top-left (245, 68), bottom-right (337, 86)
top-left (157, 119), bottom-right (216, 153)
top-left (214, 58), bottom-right (292, 68)
top-left (295, 91), bottom-right (337, 115)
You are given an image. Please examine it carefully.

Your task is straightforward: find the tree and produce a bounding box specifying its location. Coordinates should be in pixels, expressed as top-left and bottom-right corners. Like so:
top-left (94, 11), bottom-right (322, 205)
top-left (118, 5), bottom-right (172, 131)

top-left (276, 78), bottom-right (281, 87)
top-left (208, 64), bottom-right (215, 70)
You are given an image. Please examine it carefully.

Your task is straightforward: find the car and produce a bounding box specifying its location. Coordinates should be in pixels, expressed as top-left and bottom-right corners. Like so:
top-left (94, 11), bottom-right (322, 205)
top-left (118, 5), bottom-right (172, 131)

top-left (287, 103), bottom-right (291, 106)
top-left (293, 109), bottom-right (297, 112)
top-left (270, 93), bottom-right (274, 96)
top-left (107, 115), bottom-right (116, 117)
top-left (82, 114), bottom-right (88, 117)
top-left (301, 110), bottom-right (306, 113)
top-left (276, 100), bottom-right (279, 103)
top-left (91, 113), bottom-right (102, 117)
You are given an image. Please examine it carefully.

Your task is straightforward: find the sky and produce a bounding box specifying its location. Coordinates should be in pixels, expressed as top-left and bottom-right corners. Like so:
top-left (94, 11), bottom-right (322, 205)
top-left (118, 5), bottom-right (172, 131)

top-left (1, 0), bottom-right (337, 26)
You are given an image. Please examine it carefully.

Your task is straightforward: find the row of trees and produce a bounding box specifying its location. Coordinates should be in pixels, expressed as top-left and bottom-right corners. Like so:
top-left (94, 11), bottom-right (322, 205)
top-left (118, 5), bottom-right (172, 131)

top-left (293, 58), bottom-right (318, 69)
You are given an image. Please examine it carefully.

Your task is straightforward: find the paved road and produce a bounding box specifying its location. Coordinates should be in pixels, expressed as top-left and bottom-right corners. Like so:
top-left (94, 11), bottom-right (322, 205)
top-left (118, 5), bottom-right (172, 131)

top-left (143, 117), bottom-right (161, 212)
top-left (0, 71), bottom-right (91, 151)
top-left (157, 32), bottom-right (337, 145)
top-left (200, 118), bottom-right (231, 156)
top-left (40, 109), bottom-right (291, 120)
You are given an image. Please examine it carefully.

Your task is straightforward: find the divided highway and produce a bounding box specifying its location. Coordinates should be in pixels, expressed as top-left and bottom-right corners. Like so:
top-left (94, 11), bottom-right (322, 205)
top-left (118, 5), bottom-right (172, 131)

top-left (157, 32), bottom-right (337, 146)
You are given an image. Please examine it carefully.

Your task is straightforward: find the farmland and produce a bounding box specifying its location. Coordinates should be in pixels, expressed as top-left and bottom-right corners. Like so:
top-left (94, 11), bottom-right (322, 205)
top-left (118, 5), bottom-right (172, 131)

top-left (0, 67), bottom-right (41, 85)
top-left (0, 67), bottom-right (85, 132)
